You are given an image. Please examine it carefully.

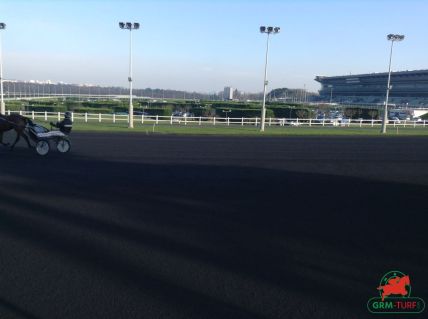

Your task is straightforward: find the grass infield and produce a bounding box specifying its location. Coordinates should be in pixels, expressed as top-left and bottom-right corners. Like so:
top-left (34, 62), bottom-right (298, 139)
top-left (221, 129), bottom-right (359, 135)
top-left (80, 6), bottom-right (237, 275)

top-left (34, 120), bottom-right (428, 136)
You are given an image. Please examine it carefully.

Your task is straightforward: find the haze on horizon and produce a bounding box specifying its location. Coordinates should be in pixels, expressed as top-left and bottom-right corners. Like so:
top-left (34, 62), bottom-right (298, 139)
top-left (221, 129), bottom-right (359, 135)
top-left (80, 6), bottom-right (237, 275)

top-left (0, 0), bottom-right (427, 94)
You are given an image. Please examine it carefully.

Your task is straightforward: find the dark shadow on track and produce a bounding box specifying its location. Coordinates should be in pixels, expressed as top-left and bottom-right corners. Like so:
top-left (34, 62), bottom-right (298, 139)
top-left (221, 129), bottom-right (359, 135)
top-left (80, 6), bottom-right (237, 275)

top-left (0, 298), bottom-right (43, 319)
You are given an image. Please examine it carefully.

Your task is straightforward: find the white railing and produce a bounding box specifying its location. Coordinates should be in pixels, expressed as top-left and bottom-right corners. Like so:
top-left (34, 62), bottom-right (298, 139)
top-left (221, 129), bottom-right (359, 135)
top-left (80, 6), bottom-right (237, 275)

top-left (5, 110), bottom-right (428, 128)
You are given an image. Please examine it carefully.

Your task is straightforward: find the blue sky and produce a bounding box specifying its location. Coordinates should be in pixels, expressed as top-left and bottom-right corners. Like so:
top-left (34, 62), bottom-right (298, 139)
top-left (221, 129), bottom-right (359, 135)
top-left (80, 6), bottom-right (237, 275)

top-left (1, 0), bottom-right (427, 93)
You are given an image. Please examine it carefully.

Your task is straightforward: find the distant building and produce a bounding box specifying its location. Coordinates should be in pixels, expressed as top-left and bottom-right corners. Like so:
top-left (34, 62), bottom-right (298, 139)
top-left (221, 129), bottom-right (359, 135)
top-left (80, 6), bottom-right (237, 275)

top-left (233, 89), bottom-right (240, 100)
top-left (315, 69), bottom-right (428, 107)
top-left (223, 87), bottom-right (234, 100)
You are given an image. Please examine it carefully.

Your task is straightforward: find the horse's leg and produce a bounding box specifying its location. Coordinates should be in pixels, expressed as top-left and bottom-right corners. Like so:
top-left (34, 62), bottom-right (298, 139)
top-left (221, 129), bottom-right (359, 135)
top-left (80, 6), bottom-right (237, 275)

top-left (21, 131), bottom-right (33, 148)
top-left (9, 132), bottom-right (21, 151)
top-left (0, 131), bottom-right (10, 147)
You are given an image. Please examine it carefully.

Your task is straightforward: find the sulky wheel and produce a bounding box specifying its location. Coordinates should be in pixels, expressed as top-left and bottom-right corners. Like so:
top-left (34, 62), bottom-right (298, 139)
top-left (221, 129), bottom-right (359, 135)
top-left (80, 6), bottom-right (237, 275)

top-left (35, 140), bottom-right (50, 156)
top-left (56, 139), bottom-right (71, 153)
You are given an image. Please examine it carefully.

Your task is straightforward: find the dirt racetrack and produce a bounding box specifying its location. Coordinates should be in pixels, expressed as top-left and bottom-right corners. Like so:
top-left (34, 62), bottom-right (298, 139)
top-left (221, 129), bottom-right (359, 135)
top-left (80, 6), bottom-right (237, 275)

top-left (1, 132), bottom-right (427, 319)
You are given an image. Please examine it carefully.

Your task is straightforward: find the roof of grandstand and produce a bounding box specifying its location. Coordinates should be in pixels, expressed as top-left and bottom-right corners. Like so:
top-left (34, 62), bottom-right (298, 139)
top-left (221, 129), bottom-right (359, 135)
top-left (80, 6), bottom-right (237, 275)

top-left (316, 69), bottom-right (428, 81)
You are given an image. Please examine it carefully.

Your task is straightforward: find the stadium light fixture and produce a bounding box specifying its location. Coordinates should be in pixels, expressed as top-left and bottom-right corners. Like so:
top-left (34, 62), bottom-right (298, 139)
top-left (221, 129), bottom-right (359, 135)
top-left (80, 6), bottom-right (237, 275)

top-left (259, 25), bottom-right (280, 132)
top-left (0, 22), bottom-right (6, 115)
top-left (119, 21), bottom-right (140, 128)
top-left (381, 34), bottom-right (404, 134)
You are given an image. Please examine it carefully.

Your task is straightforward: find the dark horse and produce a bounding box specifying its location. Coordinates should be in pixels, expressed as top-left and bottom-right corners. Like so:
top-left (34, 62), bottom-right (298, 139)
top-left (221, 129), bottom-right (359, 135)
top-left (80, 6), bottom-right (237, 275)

top-left (0, 114), bottom-right (32, 150)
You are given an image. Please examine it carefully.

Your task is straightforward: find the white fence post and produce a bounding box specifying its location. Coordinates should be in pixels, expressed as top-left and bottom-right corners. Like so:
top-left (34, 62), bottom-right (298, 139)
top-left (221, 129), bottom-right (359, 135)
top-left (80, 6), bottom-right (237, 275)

top-left (156, 115), bottom-right (159, 124)
top-left (170, 115), bottom-right (173, 125)
top-left (71, 112), bottom-right (74, 122)
top-left (241, 117), bottom-right (244, 126)
top-left (19, 110), bottom-right (23, 116)
top-left (227, 117), bottom-right (230, 126)
top-left (44, 111), bottom-right (48, 121)
top-left (213, 117), bottom-right (216, 125)
top-left (32, 110), bottom-right (35, 120)
top-left (199, 116), bottom-right (202, 126)
top-left (184, 116), bottom-right (187, 125)
top-left (309, 118), bottom-right (312, 127)
top-left (7, 110), bottom-right (10, 116)
top-left (85, 112), bottom-right (88, 123)
top-left (255, 117), bottom-right (258, 126)
top-left (322, 118), bottom-right (325, 126)
top-left (113, 113), bottom-right (116, 123)
top-left (142, 114), bottom-right (144, 124)
top-left (58, 112), bottom-right (61, 121)
top-left (98, 113), bottom-right (102, 123)
top-left (371, 119), bottom-right (374, 127)
top-left (359, 119), bottom-right (362, 127)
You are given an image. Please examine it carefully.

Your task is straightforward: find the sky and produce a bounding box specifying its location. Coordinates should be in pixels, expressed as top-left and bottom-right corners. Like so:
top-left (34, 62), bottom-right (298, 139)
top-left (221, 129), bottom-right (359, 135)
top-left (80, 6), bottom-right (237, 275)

top-left (0, 0), bottom-right (427, 93)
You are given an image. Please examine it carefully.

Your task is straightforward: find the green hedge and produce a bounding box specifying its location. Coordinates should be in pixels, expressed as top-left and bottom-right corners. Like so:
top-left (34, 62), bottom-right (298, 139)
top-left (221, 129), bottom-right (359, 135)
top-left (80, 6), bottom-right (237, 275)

top-left (267, 102), bottom-right (311, 108)
top-left (113, 106), bottom-right (175, 115)
top-left (144, 107), bottom-right (173, 116)
top-left (217, 107), bottom-right (274, 118)
top-left (211, 102), bottom-right (259, 109)
top-left (73, 107), bottom-right (113, 114)
top-left (64, 101), bottom-right (82, 111)
top-left (269, 107), bottom-right (313, 118)
top-left (5, 101), bottom-right (26, 111)
top-left (28, 105), bottom-right (67, 112)
top-left (139, 102), bottom-right (176, 108)
top-left (113, 106), bottom-right (128, 113)
top-left (82, 101), bottom-right (124, 108)
top-left (28, 100), bottom-right (56, 106)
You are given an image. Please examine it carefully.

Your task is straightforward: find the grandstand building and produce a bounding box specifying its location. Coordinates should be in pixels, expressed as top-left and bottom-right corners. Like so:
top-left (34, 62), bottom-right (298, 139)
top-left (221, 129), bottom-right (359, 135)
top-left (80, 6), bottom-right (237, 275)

top-left (315, 69), bottom-right (428, 106)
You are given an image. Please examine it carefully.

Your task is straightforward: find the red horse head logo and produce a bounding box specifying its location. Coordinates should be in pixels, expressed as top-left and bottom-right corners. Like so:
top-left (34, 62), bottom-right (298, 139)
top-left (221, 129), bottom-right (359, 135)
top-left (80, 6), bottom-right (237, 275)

top-left (377, 275), bottom-right (410, 301)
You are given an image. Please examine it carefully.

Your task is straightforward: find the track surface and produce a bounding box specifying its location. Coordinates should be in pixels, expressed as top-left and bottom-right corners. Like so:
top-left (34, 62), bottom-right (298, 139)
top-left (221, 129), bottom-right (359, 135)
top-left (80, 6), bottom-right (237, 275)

top-left (1, 132), bottom-right (427, 319)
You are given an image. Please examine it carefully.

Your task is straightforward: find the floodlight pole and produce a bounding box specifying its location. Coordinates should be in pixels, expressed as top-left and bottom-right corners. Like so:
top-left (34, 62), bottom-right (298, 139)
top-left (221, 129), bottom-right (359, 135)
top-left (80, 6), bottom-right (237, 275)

top-left (381, 34), bottom-right (404, 134)
top-left (128, 28), bottom-right (133, 128)
top-left (381, 41), bottom-right (394, 134)
top-left (119, 22), bottom-right (140, 128)
top-left (261, 32), bottom-right (270, 132)
top-left (0, 23), bottom-right (6, 115)
top-left (259, 26), bottom-right (279, 132)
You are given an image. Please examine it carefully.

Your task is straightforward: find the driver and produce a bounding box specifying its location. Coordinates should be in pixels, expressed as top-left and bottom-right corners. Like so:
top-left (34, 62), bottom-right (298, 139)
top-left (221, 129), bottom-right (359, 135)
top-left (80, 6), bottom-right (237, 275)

top-left (50, 111), bottom-right (73, 134)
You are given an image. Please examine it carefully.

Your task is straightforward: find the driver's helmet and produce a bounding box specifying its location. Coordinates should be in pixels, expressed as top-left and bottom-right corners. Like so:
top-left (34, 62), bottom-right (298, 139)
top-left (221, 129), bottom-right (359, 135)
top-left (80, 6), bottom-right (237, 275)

top-left (64, 111), bottom-right (72, 119)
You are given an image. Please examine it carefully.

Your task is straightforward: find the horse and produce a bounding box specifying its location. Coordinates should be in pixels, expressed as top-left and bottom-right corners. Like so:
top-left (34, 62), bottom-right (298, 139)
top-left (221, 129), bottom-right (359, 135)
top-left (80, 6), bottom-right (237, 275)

top-left (0, 114), bottom-right (33, 150)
